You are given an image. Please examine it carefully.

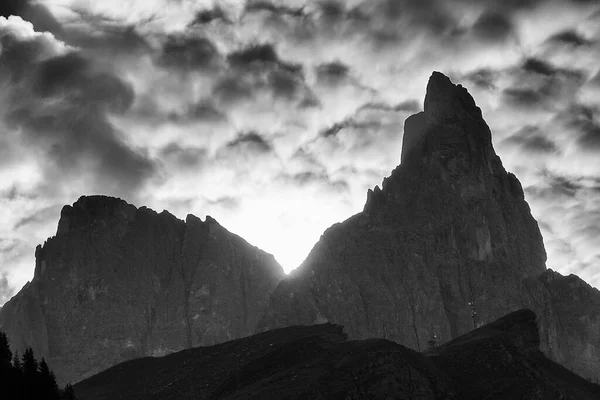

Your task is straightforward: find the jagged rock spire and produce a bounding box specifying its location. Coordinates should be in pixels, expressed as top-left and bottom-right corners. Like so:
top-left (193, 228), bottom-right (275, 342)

top-left (424, 71), bottom-right (482, 123)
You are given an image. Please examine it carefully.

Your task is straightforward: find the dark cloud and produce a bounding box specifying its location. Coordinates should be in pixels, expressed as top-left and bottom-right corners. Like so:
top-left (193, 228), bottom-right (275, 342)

top-left (64, 24), bottom-right (150, 57)
top-left (471, 12), bottom-right (514, 42)
top-left (227, 43), bottom-right (302, 75)
top-left (160, 143), bottom-right (206, 169)
top-left (318, 1), bottom-right (346, 22)
top-left (393, 100), bottom-right (421, 112)
top-left (0, 238), bottom-right (20, 255)
top-left (502, 126), bottom-right (559, 154)
top-left (522, 58), bottom-right (556, 76)
top-left (355, 100), bottom-right (420, 115)
top-left (34, 53), bottom-right (135, 112)
top-left (213, 44), bottom-right (308, 104)
top-left (226, 132), bottom-right (272, 153)
top-left (502, 58), bottom-right (586, 109)
top-left (463, 68), bottom-right (499, 90)
top-left (503, 88), bottom-right (545, 108)
top-left (530, 170), bottom-right (600, 199)
top-left (191, 6), bottom-right (231, 25)
top-left (376, 0), bottom-right (456, 36)
top-left (0, 26), bottom-right (155, 198)
top-left (562, 105), bottom-right (600, 150)
top-left (279, 171), bottom-right (350, 192)
top-left (156, 35), bottom-right (222, 71)
top-left (270, 69), bottom-right (303, 99)
top-left (321, 121), bottom-right (346, 138)
top-left (244, 1), bottom-right (305, 18)
top-left (0, 0), bottom-right (28, 18)
top-left (0, 0), bottom-right (62, 35)
top-left (315, 61), bottom-right (350, 85)
top-left (320, 118), bottom-right (383, 138)
top-left (496, 0), bottom-right (544, 11)
top-left (546, 30), bottom-right (592, 47)
top-left (163, 99), bottom-right (228, 123)
top-left (577, 124), bottom-right (600, 149)
top-left (186, 101), bottom-right (227, 122)
top-left (590, 71), bottom-right (600, 87)
top-left (13, 205), bottom-right (61, 230)
top-left (213, 77), bottom-right (254, 105)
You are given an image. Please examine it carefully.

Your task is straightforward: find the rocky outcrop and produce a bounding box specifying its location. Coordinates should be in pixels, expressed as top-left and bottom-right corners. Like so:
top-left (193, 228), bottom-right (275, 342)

top-left (0, 196), bottom-right (284, 384)
top-left (259, 72), bottom-right (600, 382)
top-left (73, 309), bottom-right (600, 400)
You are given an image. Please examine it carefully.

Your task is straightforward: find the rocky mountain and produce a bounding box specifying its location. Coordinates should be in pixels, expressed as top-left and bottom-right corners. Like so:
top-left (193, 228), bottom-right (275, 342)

top-left (259, 72), bottom-right (600, 382)
top-left (73, 309), bottom-right (600, 400)
top-left (1, 71), bottom-right (599, 388)
top-left (0, 196), bottom-right (284, 384)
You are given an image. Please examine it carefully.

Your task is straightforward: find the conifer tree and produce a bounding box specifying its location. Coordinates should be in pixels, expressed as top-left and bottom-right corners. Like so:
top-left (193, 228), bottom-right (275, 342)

top-left (22, 347), bottom-right (38, 375)
top-left (12, 350), bottom-right (22, 371)
top-left (1, 332), bottom-right (20, 399)
top-left (0, 333), bottom-right (63, 399)
top-left (0, 331), bottom-right (12, 369)
top-left (40, 357), bottom-right (61, 400)
top-left (22, 347), bottom-right (41, 399)
top-left (62, 383), bottom-right (78, 400)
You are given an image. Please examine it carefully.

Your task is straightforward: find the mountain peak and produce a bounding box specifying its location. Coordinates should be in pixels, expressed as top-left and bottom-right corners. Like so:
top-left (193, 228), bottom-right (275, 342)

top-left (57, 195), bottom-right (137, 236)
top-left (399, 71), bottom-right (492, 166)
top-left (424, 71), bottom-right (482, 123)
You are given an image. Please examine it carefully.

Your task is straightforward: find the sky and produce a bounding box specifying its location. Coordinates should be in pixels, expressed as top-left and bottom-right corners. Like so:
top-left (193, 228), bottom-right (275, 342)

top-left (0, 0), bottom-right (599, 306)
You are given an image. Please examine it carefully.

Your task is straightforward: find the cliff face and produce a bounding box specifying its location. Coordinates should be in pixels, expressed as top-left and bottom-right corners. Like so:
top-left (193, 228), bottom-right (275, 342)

top-left (0, 196), bottom-right (284, 384)
top-left (260, 72), bottom-right (600, 382)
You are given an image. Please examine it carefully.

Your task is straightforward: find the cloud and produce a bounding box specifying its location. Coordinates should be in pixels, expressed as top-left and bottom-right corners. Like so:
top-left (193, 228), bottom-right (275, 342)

top-left (156, 35), bottom-right (223, 71)
top-left (244, 1), bottom-right (305, 18)
top-left (546, 30), bottom-right (593, 46)
top-left (2, 0), bottom-right (600, 300)
top-left (191, 5), bottom-right (231, 25)
top-left (562, 105), bottom-right (600, 150)
top-left (501, 125), bottom-right (560, 155)
top-left (315, 61), bottom-right (350, 85)
top-left (227, 43), bottom-right (302, 74)
top-left (0, 273), bottom-right (15, 306)
top-left (502, 58), bottom-right (586, 110)
top-left (0, 16), bottom-right (155, 199)
top-left (524, 170), bottom-right (600, 280)
top-left (471, 12), bottom-right (514, 42)
top-left (226, 131), bottom-right (273, 154)
top-left (159, 143), bottom-right (206, 170)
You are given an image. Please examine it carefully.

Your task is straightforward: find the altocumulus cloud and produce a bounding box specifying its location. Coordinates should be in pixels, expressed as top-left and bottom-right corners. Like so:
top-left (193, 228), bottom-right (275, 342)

top-left (1, 0), bottom-right (600, 305)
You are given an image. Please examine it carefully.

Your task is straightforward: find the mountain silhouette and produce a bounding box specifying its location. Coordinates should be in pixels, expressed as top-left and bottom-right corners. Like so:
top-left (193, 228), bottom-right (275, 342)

top-left (0, 72), bottom-right (598, 388)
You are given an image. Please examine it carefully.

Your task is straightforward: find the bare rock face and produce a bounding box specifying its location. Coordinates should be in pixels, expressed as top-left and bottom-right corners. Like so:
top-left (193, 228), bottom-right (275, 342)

top-left (260, 72), bottom-right (600, 382)
top-left (0, 196), bottom-right (284, 384)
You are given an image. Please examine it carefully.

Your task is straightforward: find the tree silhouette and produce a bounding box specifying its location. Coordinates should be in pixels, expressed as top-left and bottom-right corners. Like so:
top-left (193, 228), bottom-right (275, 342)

top-left (1, 332), bottom-right (20, 398)
top-left (13, 350), bottom-right (22, 370)
top-left (0, 332), bottom-right (75, 399)
top-left (61, 383), bottom-right (78, 400)
top-left (0, 331), bottom-right (12, 369)
top-left (40, 357), bottom-right (61, 400)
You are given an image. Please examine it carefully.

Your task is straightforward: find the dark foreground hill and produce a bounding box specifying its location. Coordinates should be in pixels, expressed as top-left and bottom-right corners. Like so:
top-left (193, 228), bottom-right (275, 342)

top-left (74, 309), bottom-right (600, 400)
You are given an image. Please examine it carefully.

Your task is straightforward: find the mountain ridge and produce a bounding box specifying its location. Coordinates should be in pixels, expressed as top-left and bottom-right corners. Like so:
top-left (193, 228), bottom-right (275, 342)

top-left (1, 72), bottom-right (599, 386)
top-left (73, 309), bottom-right (600, 399)
top-left (259, 71), bottom-right (600, 382)
top-left (0, 194), bottom-right (285, 384)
